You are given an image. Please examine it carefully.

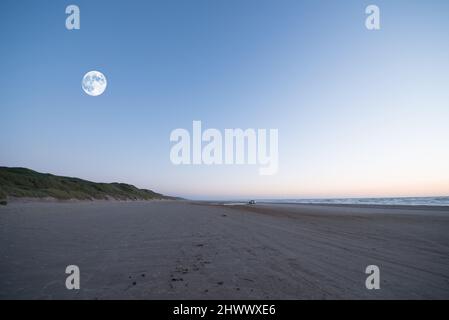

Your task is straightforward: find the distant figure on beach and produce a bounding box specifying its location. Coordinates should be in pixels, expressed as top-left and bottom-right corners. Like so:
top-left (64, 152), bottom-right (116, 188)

top-left (248, 200), bottom-right (256, 205)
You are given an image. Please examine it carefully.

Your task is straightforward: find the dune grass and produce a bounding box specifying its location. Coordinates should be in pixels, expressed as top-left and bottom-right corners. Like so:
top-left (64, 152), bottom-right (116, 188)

top-left (0, 167), bottom-right (173, 204)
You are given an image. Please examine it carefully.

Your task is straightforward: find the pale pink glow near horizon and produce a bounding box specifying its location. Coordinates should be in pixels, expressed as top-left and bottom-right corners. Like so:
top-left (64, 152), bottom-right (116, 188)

top-left (165, 181), bottom-right (449, 200)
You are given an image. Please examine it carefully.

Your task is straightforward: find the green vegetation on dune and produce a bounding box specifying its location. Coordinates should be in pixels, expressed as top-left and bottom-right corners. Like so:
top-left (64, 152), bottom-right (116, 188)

top-left (0, 167), bottom-right (175, 203)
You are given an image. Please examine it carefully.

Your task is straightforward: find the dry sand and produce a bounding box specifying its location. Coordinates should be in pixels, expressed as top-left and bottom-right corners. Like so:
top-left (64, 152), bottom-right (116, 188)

top-left (0, 200), bottom-right (448, 299)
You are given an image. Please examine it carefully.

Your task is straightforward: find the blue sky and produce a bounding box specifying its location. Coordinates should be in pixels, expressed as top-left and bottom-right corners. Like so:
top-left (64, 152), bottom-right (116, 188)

top-left (1, 0), bottom-right (449, 199)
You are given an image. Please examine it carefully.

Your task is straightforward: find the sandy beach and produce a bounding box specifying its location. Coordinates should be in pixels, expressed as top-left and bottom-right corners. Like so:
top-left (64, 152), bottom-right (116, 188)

top-left (1, 200), bottom-right (448, 299)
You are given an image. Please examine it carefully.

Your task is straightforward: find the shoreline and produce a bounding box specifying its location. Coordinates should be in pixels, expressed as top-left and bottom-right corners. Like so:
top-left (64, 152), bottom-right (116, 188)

top-left (3, 196), bottom-right (449, 211)
top-left (199, 201), bottom-right (449, 213)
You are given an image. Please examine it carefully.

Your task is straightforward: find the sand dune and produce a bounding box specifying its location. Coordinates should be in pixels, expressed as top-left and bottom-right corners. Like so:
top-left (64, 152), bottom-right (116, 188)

top-left (1, 201), bottom-right (448, 299)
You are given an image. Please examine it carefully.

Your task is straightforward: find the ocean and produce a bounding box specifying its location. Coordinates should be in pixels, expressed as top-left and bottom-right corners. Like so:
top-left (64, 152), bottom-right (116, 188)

top-left (259, 196), bottom-right (449, 206)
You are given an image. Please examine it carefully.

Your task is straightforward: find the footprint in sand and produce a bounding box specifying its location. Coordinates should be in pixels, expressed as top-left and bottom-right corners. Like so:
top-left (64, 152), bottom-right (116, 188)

top-left (171, 277), bottom-right (183, 282)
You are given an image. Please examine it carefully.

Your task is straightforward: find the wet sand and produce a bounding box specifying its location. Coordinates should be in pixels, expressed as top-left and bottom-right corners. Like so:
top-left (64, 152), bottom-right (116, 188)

top-left (1, 201), bottom-right (448, 299)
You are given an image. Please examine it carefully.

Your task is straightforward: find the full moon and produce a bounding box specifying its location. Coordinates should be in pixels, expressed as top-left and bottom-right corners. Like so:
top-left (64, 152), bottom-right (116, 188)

top-left (82, 71), bottom-right (107, 96)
